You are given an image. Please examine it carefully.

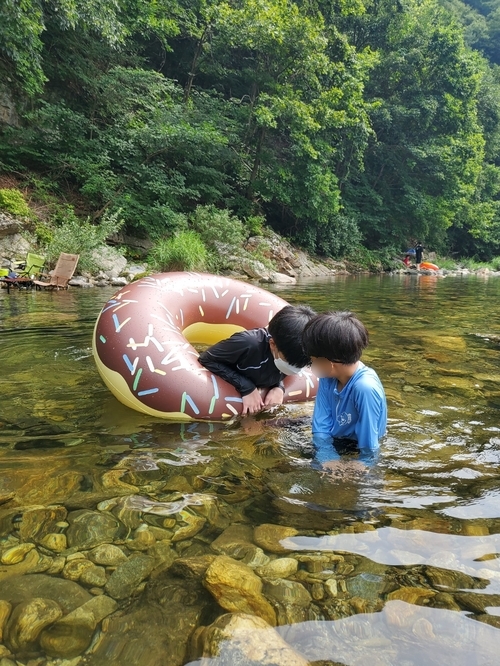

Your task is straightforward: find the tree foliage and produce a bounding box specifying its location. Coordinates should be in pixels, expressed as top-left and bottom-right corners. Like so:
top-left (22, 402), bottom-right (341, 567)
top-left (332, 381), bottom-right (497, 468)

top-left (0, 0), bottom-right (499, 259)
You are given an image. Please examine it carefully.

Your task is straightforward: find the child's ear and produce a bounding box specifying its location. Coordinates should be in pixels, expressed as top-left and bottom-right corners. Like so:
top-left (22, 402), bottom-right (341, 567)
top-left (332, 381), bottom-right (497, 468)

top-left (269, 338), bottom-right (277, 353)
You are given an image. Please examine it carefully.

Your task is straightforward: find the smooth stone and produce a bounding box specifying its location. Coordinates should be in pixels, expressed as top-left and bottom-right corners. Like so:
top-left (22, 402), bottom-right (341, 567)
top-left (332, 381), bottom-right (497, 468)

top-left (162, 476), bottom-right (194, 493)
top-left (455, 592), bottom-right (500, 614)
top-left (148, 541), bottom-right (177, 571)
top-left (63, 559), bottom-right (94, 581)
top-left (0, 549), bottom-right (49, 581)
top-left (40, 595), bottom-right (117, 658)
top-left (80, 565), bottom-right (107, 588)
top-left (46, 557), bottom-right (66, 576)
top-left (241, 547), bottom-right (271, 568)
top-left (171, 512), bottom-right (206, 542)
top-left (262, 579), bottom-right (312, 608)
top-left (105, 555), bottom-right (155, 599)
top-left (5, 597), bottom-right (62, 652)
top-left (87, 580), bottom-right (208, 666)
top-left (1, 543), bottom-right (36, 564)
top-left (66, 510), bottom-right (124, 550)
top-left (345, 573), bottom-right (387, 601)
top-left (256, 558), bottom-right (298, 579)
top-left (0, 659), bottom-right (16, 666)
top-left (170, 555), bottom-right (216, 579)
top-left (324, 579), bottom-right (338, 598)
top-left (0, 600), bottom-right (12, 642)
top-left (426, 566), bottom-right (477, 590)
top-left (204, 555), bottom-right (276, 625)
top-left (0, 575), bottom-right (91, 614)
top-left (40, 533), bottom-right (67, 553)
top-left (387, 586), bottom-right (436, 604)
top-left (198, 613), bottom-right (309, 666)
top-left (210, 525), bottom-right (255, 556)
top-left (126, 525), bottom-right (156, 551)
top-left (146, 526), bottom-right (172, 542)
top-left (311, 583), bottom-right (324, 600)
top-left (88, 544), bottom-right (128, 567)
top-left (19, 506), bottom-right (67, 544)
top-left (254, 524), bottom-right (299, 554)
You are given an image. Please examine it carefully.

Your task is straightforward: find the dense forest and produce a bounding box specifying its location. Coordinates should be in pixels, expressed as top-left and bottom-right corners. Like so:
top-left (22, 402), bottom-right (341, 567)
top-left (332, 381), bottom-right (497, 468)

top-left (1, 0), bottom-right (500, 261)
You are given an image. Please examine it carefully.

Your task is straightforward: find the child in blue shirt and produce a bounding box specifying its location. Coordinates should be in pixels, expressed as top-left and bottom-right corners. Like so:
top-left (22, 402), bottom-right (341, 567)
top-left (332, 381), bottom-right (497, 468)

top-left (302, 311), bottom-right (387, 467)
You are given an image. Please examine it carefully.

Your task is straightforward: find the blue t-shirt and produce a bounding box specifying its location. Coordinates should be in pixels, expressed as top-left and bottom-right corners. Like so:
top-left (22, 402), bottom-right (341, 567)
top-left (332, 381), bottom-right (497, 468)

top-left (312, 362), bottom-right (387, 465)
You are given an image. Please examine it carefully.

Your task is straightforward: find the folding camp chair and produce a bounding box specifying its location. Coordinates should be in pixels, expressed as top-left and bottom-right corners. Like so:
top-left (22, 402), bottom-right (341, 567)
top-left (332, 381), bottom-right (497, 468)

top-left (33, 253), bottom-right (79, 290)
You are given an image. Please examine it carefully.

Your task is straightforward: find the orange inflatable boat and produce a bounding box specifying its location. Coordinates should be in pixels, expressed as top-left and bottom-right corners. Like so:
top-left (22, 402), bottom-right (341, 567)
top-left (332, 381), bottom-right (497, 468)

top-left (420, 262), bottom-right (439, 271)
top-left (93, 272), bottom-right (318, 421)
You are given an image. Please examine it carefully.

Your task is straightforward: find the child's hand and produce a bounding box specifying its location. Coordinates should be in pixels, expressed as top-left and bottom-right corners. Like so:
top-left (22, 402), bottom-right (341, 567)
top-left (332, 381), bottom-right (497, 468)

top-left (263, 386), bottom-right (285, 407)
top-left (242, 389), bottom-right (265, 415)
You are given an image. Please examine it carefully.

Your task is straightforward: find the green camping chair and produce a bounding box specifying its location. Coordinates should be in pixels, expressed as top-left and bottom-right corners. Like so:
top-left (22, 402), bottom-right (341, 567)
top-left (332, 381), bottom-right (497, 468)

top-left (14, 253), bottom-right (45, 277)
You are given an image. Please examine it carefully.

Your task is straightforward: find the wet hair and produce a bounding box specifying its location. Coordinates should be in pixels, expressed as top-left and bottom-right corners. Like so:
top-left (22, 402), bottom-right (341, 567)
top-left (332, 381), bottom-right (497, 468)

top-left (302, 311), bottom-right (369, 364)
top-left (268, 305), bottom-right (316, 367)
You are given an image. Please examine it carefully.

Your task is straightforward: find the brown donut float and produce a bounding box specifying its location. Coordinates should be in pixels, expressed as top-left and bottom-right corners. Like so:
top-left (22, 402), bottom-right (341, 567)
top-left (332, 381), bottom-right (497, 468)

top-left (93, 272), bottom-right (318, 420)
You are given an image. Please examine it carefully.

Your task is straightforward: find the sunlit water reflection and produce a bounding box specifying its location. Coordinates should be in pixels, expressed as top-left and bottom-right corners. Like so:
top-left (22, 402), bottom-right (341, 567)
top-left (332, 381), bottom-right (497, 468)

top-left (1, 274), bottom-right (500, 664)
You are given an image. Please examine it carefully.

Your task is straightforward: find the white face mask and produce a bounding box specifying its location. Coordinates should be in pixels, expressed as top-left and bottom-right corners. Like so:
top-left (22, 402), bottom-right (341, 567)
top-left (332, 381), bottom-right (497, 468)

top-left (274, 357), bottom-right (303, 375)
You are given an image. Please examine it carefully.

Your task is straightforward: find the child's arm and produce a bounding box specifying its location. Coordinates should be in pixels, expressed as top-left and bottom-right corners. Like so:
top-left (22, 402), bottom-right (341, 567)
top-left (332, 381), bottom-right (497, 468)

top-left (311, 379), bottom-right (339, 463)
top-left (354, 383), bottom-right (386, 454)
top-left (199, 333), bottom-right (258, 396)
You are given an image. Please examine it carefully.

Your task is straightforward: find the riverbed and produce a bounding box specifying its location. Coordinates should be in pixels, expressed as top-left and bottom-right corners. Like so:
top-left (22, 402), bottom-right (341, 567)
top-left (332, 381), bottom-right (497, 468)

top-left (1, 274), bottom-right (500, 665)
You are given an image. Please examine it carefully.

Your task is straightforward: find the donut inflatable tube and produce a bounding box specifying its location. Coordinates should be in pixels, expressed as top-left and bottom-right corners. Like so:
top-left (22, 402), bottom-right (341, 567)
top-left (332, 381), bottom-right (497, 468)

top-left (93, 272), bottom-right (318, 421)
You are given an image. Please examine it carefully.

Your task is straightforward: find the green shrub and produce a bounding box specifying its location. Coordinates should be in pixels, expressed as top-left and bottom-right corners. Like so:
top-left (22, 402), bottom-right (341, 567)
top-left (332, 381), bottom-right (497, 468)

top-left (435, 255), bottom-right (458, 269)
top-left (190, 205), bottom-right (246, 252)
top-left (0, 188), bottom-right (31, 217)
top-left (245, 215), bottom-right (266, 237)
top-left (148, 231), bottom-right (208, 272)
top-left (45, 208), bottom-right (123, 273)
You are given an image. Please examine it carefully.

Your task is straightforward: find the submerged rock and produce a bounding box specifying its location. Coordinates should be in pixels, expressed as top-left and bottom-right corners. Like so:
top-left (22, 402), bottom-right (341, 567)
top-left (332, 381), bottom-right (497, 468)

top-left (5, 597), bottom-right (62, 652)
top-left (170, 555), bottom-right (216, 580)
top-left (210, 524), bottom-right (254, 556)
top-left (203, 555), bottom-right (276, 625)
top-left (256, 558), bottom-right (298, 579)
top-left (105, 555), bottom-right (155, 599)
top-left (387, 586), bottom-right (436, 605)
top-left (253, 524), bottom-right (298, 554)
top-left (66, 510), bottom-right (125, 550)
top-left (87, 579), bottom-right (211, 666)
top-left (19, 506), bottom-right (67, 544)
top-left (0, 574), bottom-right (91, 614)
top-left (0, 543), bottom-right (35, 564)
top-left (40, 595), bottom-right (117, 658)
top-left (197, 613), bottom-right (309, 666)
top-left (0, 600), bottom-right (12, 642)
top-left (88, 544), bottom-right (128, 567)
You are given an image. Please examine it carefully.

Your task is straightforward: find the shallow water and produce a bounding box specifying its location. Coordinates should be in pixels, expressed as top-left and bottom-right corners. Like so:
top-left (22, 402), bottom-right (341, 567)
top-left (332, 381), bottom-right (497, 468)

top-left (1, 274), bottom-right (500, 665)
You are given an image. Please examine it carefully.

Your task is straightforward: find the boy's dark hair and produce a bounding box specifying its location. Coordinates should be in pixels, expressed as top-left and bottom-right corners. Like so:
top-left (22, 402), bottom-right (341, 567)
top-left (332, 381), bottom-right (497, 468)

top-left (268, 305), bottom-right (316, 367)
top-left (302, 311), bottom-right (369, 364)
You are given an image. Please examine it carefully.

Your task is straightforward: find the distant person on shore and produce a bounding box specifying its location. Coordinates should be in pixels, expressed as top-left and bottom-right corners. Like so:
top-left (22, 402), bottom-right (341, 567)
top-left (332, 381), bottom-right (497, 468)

top-left (415, 241), bottom-right (425, 270)
top-left (302, 311), bottom-right (387, 469)
top-left (403, 254), bottom-right (411, 267)
top-left (199, 305), bottom-right (316, 415)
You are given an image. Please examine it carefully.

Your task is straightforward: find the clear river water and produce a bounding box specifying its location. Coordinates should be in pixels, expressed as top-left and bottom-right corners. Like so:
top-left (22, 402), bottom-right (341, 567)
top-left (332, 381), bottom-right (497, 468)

top-left (1, 274), bottom-right (500, 666)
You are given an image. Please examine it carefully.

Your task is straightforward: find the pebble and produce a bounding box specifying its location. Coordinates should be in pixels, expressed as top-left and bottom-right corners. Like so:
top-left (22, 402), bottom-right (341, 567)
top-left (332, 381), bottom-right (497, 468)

top-left (5, 597), bottom-right (62, 652)
top-left (40, 533), bottom-right (67, 553)
top-left (0, 600), bottom-right (12, 642)
top-left (88, 544), bottom-right (127, 567)
top-left (1, 543), bottom-right (36, 565)
top-left (253, 524), bottom-right (299, 554)
top-left (105, 555), bottom-right (155, 599)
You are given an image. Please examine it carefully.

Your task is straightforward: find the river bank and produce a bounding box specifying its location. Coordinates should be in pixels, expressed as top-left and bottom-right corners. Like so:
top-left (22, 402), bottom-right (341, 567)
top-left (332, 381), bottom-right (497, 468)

top-left (1, 209), bottom-right (499, 289)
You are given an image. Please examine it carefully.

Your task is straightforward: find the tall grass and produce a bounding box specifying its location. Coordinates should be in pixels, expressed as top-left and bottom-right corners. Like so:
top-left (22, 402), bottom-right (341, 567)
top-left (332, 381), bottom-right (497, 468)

top-left (148, 231), bottom-right (208, 272)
